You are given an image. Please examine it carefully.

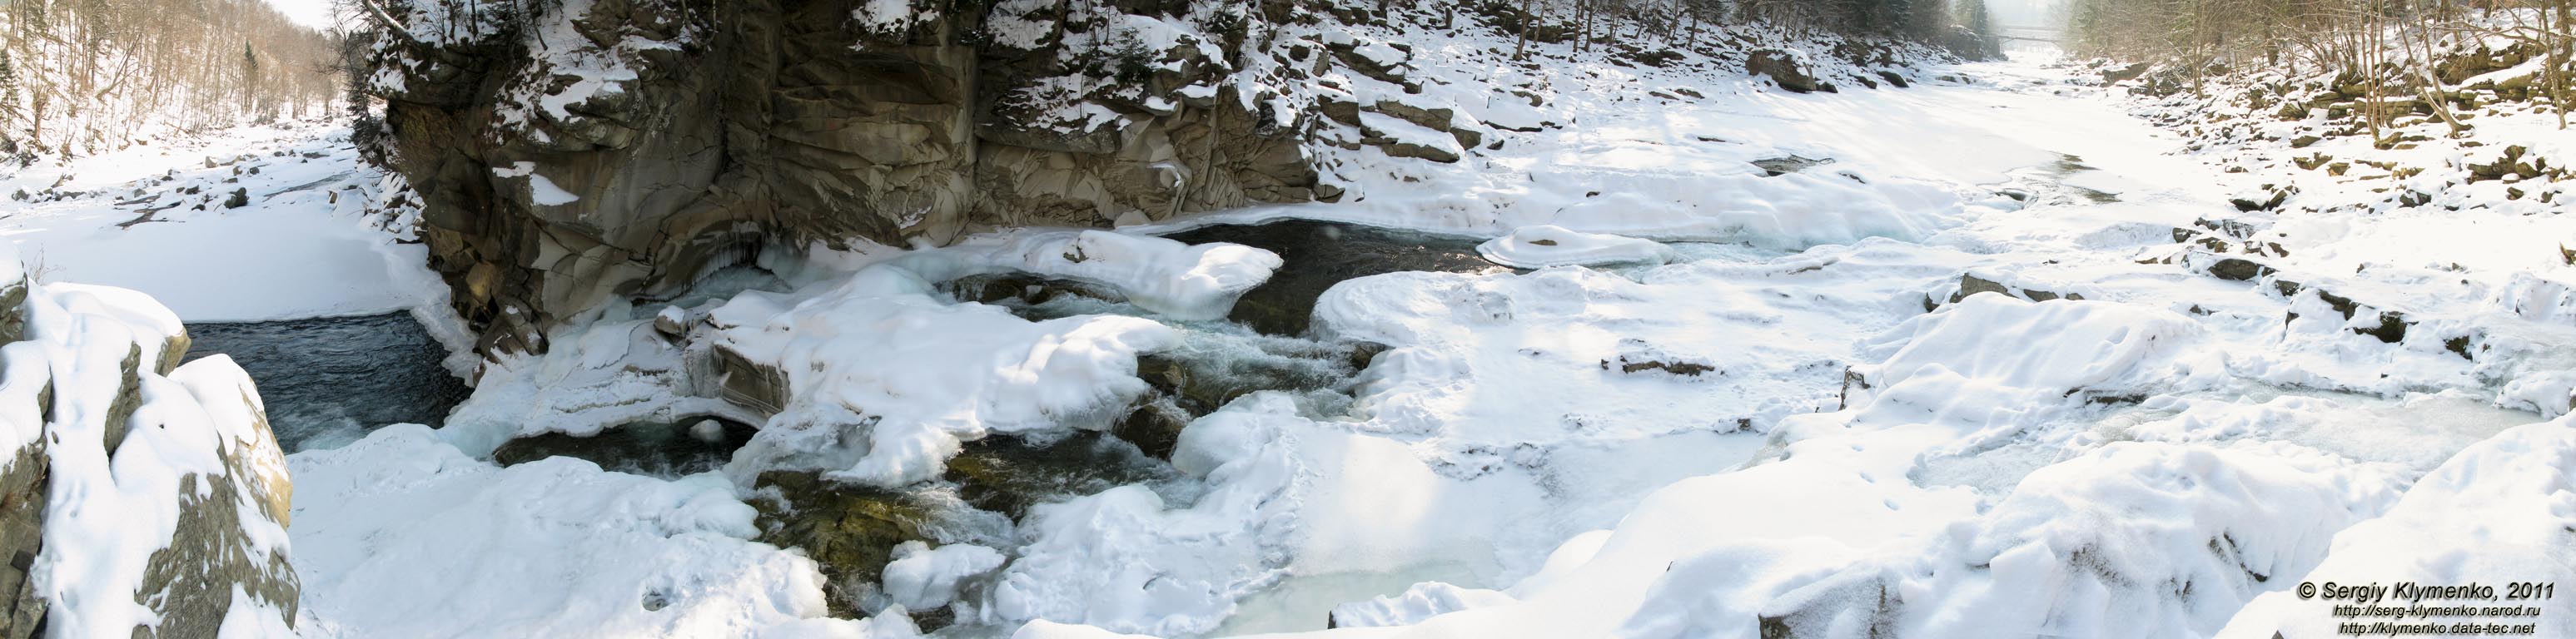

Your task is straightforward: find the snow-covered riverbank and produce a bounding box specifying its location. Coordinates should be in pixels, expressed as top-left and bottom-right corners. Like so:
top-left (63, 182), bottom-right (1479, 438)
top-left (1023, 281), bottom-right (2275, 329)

top-left (4, 23), bottom-right (2571, 639)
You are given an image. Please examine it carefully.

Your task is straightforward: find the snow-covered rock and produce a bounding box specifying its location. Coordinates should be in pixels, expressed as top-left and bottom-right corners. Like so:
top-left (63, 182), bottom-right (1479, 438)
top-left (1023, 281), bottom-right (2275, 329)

top-left (1474, 226), bottom-right (1677, 269)
top-left (2217, 419), bottom-right (2576, 638)
top-left (0, 256), bottom-right (301, 637)
top-left (1852, 295), bottom-right (2211, 420)
top-left (709, 231), bottom-right (1277, 488)
top-left (1753, 442), bottom-right (2400, 639)
top-left (288, 424), bottom-right (848, 637)
top-left (1328, 582), bottom-right (1516, 629)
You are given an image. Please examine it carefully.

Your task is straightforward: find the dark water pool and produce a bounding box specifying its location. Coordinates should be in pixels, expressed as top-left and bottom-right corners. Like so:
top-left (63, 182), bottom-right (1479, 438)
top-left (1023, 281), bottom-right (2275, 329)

top-left (1161, 219), bottom-right (1502, 335)
top-left (492, 418), bottom-right (761, 478)
top-left (182, 311), bottom-right (470, 452)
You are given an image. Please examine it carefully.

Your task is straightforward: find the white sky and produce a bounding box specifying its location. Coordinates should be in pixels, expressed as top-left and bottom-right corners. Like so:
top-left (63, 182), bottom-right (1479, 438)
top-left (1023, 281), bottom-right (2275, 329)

top-left (1987, 0), bottom-right (2066, 29)
top-left (263, 0), bottom-right (344, 32)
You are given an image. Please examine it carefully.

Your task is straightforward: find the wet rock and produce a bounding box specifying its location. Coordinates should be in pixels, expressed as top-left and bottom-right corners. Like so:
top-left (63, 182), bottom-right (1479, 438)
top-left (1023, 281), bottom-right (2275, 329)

top-left (491, 418), bottom-right (759, 478)
top-left (1114, 395), bottom-right (1195, 460)
top-left (1131, 337), bottom-right (1362, 417)
top-left (748, 472), bottom-right (946, 617)
top-left (942, 432), bottom-right (1177, 519)
top-left (713, 344), bottom-right (789, 415)
top-left (940, 274), bottom-right (1128, 312)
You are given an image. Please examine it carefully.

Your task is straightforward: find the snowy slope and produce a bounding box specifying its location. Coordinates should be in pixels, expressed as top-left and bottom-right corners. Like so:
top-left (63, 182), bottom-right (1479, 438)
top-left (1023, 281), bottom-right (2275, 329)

top-left (0, 120), bottom-right (450, 323)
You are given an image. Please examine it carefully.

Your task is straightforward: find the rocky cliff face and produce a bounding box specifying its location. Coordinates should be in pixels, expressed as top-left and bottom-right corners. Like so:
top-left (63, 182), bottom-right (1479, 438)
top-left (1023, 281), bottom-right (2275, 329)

top-left (370, 0), bottom-right (1340, 357)
top-left (0, 257), bottom-right (301, 638)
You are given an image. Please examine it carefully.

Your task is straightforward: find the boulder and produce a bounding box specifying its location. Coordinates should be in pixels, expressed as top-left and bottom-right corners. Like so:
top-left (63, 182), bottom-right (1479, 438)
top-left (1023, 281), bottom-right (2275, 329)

top-left (747, 471), bottom-right (947, 617)
top-left (1, 267), bottom-right (299, 638)
top-left (1746, 49), bottom-right (1831, 93)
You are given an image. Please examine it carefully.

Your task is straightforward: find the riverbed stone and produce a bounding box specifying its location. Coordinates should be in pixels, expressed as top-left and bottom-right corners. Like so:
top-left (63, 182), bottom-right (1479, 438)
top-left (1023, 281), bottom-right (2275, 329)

top-left (748, 471), bottom-right (944, 617)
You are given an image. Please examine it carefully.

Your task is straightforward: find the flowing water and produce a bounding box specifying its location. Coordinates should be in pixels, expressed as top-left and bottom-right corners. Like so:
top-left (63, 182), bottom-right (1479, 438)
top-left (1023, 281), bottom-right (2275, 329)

top-left (182, 311), bottom-right (470, 452)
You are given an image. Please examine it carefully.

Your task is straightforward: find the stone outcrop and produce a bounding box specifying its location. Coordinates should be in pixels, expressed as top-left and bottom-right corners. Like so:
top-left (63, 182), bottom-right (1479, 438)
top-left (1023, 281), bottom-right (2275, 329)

top-left (371, 0), bottom-right (1331, 357)
top-left (1946, 272), bottom-right (2084, 305)
top-left (1747, 49), bottom-right (1833, 93)
top-left (0, 262), bottom-right (299, 638)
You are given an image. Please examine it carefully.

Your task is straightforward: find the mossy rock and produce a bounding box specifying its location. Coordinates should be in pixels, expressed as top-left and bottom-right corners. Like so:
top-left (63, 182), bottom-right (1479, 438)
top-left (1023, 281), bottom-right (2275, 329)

top-left (942, 432), bottom-right (1177, 518)
top-left (749, 472), bottom-right (944, 617)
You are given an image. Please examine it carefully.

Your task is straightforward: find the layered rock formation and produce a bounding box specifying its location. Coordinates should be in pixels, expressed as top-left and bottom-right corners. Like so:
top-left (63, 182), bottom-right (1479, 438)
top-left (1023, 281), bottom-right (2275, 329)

top-left (0, 255), bottom-right (300, 637)
top-left (369, 0), bottom-right (1340, 357)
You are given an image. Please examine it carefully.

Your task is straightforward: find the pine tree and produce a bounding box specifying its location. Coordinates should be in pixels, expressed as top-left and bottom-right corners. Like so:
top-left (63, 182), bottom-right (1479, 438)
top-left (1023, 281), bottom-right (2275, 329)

top-left (0, 49), bottom-right (21, 130)
top-left (1957, 0), bottom-right (2000, 57)
top-left (0, 48), bottom-right (18, 157)
top-left (241, 43), bottom-right (261, 118)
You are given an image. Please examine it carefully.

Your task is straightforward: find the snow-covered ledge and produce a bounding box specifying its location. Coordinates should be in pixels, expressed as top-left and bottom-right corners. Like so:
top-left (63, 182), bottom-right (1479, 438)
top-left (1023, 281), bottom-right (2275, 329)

top-left (0, 248), bottom-right (301, 637)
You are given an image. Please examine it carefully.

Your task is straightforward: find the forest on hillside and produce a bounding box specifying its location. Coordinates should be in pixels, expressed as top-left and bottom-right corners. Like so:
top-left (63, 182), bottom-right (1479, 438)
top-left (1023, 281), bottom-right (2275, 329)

top-left (2065, 0), bottom-right (2574, 128)
top-left (0, 0), bottom-right (342, 161)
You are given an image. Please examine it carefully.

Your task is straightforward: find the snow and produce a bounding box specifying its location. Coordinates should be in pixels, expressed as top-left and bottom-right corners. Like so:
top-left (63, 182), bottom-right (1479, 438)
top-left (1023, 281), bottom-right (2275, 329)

top-left (255, 0), bottom-right (341, 31)
top-left (0, 121), bottom-right (451, 322)
top-left (2215, 419), bottom-right (2576, 638)
top-left (882, 542), bottom-right (1008, 611)
top-left (526, 172), bottom-right (582, 206)
top-left (709, 229), bottom-right (1282, 487)
top-left (898, 230), bottom-right (1283, 322)
top-left (1474, 225), bottom-right (1675, 269)
top-left (10, 277), bottom-right (297, 636)
top-left (287, 424), bottom-right (850, 637)
top-left (985, 393), bottom-right (1309, 636)
top-left (1855, 294), bottom-right (2212, 423)
top-left (853, 0), bottom-right (927, 32)
top-left (1327, 582), bottom-right (1516, 629)
top-left (712, 270), bottom-right (1171, 487)
top-left (20, 5), bottom-right (2576, 638)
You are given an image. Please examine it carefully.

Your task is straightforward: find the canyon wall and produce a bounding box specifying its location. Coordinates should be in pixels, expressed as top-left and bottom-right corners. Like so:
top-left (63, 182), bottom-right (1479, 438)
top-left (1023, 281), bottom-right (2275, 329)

top-left (370, 0), bottom-right (1333, 355)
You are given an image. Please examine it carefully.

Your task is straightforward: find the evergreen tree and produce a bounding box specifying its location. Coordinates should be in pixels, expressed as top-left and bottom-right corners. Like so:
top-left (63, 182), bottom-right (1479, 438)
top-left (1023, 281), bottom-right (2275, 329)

top-left (241, 43), bottom-right (261, 117)
top-left (0, 49), bottom-right (21, 130)
top-left (1957, 0), bottom-right (2000, 57)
